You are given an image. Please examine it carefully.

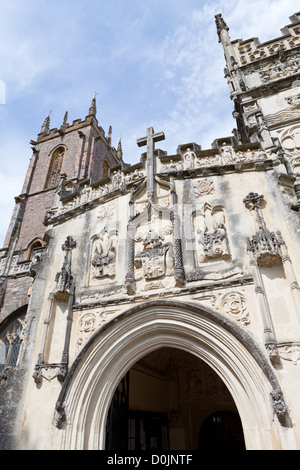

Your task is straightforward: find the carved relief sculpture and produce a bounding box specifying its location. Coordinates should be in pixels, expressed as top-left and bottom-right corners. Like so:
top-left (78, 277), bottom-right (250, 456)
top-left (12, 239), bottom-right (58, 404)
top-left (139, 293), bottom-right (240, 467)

top-left (193, 179), bottom-right (214, 198)
top-left (220, 143), bottom-right (235, 163)
top-left (259, 52), bottom-right (300, 83)
top-left (125, 127), bottom-right (185, 293)
top-left (91, 227), bottom-right (118, 280)
top-left (266, 94), bottom-right (300, 127)
top-left (220, 291), bottom-right (250, 326)
top-left (277, 125), bottom-right (300, 174)
top-left (183, 148), bottom-right (196, 169)
top-left (243, 192), bottom-right (284, 267)
top-left (134, 227), bottom-right (173, 281)
top-left (195, 204), bottom-right (230, 264)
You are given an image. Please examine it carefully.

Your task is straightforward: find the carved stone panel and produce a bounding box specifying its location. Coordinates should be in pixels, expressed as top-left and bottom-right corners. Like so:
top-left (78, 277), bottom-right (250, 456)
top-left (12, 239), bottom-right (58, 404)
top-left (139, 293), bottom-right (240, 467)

top-left (74, 308), bottom-right (118, 357)
top-left (90, 226), bottom-right (118, 285)
top-left (195, 289), bottom-right (250, 326)
top-left (134, 217), bottom-right (174, 289)
top-left (193, 179), bottom-right (214, 198)
top-left (258, 52), bottom-right (300, 83)
top-left (194, 204), bottom-right (230, 265)
top-left (278, 343), bottom-right (300, 365)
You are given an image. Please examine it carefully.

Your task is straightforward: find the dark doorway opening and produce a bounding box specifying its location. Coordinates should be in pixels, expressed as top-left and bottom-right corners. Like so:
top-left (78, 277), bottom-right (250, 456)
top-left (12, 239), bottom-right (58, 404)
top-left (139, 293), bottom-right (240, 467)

top-left (105, 348), bottom-right (246, 450)
top-left (199, 411), bottom-right (245, 450)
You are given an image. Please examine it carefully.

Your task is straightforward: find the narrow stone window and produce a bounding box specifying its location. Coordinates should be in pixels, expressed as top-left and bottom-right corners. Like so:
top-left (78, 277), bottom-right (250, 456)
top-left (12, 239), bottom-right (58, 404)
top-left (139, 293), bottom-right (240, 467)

top-left (45, 146), bottom-right (66, 189)
top-left (101, 159), bottom-right (110, 179)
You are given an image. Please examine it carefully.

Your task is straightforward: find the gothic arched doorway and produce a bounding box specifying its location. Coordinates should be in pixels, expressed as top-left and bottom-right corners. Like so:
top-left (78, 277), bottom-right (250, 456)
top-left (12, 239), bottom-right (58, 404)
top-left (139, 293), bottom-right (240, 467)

top-left (56, 300), bottom-right (287, 450)
top-left (105, 347), bottom-right (245, 450)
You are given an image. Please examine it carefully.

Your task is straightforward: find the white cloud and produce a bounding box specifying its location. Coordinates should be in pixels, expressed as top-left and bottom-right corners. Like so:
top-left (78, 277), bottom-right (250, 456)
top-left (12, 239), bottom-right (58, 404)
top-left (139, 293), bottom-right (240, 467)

top-left (123, 0), bottom-right (300, 152)
top-left (223, 0), bottom-right (300, 42)
top-left (0, 130), bottom-right (30, 246)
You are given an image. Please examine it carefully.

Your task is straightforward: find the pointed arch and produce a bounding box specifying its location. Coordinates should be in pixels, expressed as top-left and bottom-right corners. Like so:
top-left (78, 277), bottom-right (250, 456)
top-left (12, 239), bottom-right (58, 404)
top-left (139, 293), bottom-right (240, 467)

top-left (56, 300), bottom-right (291, 450)
top-left (45, 145), bottom-right (67, 189)
top-left (101, 159), bottom-right (110, 179)
top-left (23, 237), bottom-right (46, 261)
top-left (0, 305), bottom-right (27, 373)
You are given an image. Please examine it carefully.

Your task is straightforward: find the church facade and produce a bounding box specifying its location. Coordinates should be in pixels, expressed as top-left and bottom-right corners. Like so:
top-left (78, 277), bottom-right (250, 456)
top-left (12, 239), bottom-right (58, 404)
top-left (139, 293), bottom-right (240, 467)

top-left (1, 12), bottom-right (300, 450)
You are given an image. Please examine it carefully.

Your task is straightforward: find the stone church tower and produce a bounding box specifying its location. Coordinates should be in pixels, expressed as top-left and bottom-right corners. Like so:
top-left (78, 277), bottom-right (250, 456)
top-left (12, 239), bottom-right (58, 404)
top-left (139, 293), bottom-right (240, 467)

top-left (1, 12), bottom-right (300, 450)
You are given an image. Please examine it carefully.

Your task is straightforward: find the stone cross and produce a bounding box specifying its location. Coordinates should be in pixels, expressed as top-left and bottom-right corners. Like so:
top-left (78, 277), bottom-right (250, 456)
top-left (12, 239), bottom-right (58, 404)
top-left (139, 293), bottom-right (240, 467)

top-left (137, 127), bottom-right (165, 201)
top-left (243, 192), bottom-right (266, 230)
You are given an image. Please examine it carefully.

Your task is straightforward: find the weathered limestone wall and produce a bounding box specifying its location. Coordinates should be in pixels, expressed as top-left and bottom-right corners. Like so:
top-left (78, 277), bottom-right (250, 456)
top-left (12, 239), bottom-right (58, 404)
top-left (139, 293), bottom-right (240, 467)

top-left (14, 135), bottom-right (300, 449)
top-left (2, 12), bottom-right (300, 451)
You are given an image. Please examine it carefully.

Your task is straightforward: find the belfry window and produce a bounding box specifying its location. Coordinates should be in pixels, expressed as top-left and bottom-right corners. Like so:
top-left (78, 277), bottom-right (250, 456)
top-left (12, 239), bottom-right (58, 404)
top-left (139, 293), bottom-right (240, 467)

top-left (101, 159), bottom-right (110, 179)
top-left (45, 146), bottom-right (66, 189)
top-left (0, 310), bottom-right (26, 373)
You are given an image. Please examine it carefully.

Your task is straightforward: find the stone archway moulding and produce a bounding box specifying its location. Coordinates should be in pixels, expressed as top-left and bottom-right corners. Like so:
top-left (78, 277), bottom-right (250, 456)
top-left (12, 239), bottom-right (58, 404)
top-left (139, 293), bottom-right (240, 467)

top-left (55, 300), bottom-right (292, 450)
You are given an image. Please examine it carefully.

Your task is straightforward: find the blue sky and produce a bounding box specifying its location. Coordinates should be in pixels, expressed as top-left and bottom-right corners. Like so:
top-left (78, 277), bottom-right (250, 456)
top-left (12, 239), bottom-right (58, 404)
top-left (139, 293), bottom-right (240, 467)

top-left (0, 0), bottom-right (299, 246)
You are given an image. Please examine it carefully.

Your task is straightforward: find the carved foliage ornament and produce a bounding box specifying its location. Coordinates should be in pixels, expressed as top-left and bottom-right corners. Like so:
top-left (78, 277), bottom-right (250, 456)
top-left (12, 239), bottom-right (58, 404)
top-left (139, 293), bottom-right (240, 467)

top-left (193, 179), bottom-right (214, 198)
top-left (97, 204), bottom-right (115, 221)
top-left (79, 313), bottom-right (96, 333)
top-left (209, 290), bottom-right (250, 326)
top-left (221, 292), bottom-right (249, 325)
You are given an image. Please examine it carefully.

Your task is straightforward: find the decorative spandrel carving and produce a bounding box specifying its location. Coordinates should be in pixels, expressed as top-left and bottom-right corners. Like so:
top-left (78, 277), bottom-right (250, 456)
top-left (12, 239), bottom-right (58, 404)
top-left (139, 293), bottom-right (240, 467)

top-left (194, 205), bottom-right (230, 264)
top-left (219, 291), bottom-right (250, 325)
top-left (79, 313), bottom-right (97, 334)
top-left (195, 289), bottom-right (250, 326)
top-left (91, 227), bottom-right (118, 281)
top-left (74, 308), bottom-right (118, 355)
